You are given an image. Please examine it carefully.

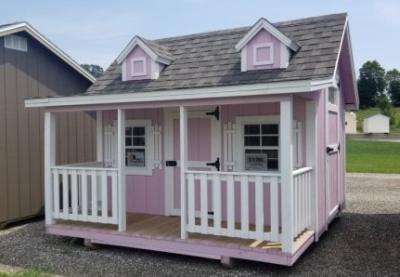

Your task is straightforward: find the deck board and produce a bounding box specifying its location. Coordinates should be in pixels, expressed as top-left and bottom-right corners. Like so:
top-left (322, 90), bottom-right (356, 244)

top-left (54, 213), bottom-right (314, 252)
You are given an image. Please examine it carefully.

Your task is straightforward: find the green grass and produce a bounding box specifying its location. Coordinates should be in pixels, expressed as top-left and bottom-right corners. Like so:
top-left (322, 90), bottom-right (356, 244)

top-left (0, 269), bottom-right (51, 277)
top-left (347, 139), bottom-right (400, 173)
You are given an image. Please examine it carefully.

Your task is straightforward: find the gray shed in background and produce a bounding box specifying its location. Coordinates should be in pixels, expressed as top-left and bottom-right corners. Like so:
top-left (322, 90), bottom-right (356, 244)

top-left (0, 22), bottom-right (96, 226)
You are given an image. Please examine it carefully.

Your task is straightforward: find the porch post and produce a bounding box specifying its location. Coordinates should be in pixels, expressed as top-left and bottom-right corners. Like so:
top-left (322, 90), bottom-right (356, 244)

top-left (179, 106), bottom-right (188, 239)
top-left (306, 101), bottom-right (317, 234)
top-left (96, 111), bottom-right (103, 162)
top-left (117, 109), bottom-right (126, 232)
top-left (44, 111), bottom-right (56, 225)
top-left (280, 97), bottom-right (294, 253)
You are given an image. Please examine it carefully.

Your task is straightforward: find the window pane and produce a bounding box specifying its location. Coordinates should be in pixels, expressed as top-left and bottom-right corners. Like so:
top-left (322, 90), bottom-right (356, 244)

top-left (133, 127), bottom-right (145, 136)
top-left (125, 137), bottom-right (132, 146)
top-left (132, 137), bottom-right (145, 146)
top-left (126, 148), bottom-right (145, 167)
top-left (262, 124), bottom-right (278, 134)
top-left (262, 136), bottom-right (279, 146)
top-left (244, 150), bottom-right (268, 171)
top-left (244, 124), bottom-right (260, 135)
top-left (267, 159), bottom-right (278, 170)
top-left (264, 149), bottom-right (278, 159)
top-left (125, 127), bottom-right (132, 136)
top-left (244, 136), bottom-right (260, 146)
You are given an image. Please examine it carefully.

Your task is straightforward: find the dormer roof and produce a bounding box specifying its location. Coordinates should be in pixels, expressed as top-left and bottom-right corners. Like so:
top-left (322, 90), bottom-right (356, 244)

top-left (235, 17), bottom-right (300, 52)
top-left (116, 35), bottom-right (173, 65)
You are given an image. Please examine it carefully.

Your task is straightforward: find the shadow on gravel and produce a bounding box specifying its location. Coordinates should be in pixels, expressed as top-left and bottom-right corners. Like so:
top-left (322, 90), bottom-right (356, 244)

top-left (0, 212), bottom-right (399, 276)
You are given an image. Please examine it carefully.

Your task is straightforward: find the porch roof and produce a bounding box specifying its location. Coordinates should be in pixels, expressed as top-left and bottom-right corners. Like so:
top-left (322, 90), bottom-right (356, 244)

top-left (85, 13), bottom-right (347, 95)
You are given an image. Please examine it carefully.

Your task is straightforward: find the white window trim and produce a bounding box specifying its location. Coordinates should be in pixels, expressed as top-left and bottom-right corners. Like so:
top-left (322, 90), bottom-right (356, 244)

top-left (130, 57), bottom-right (146, 77)
top-left (113, 119), bottom-right (153, 176)
top-left (235, 115), bottom-right (280, 173)
top-left (253, 43), bottom-right (274, 66)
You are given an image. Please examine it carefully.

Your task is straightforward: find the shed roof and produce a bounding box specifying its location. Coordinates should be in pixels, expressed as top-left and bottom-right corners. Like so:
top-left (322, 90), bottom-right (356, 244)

top-left (87, 13), bottom-right (348, 95)
top-left (0, 21), bottom-right (96, 83)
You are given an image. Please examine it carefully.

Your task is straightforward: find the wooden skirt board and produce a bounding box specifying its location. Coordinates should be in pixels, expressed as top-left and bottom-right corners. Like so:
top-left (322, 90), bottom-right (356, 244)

top-left (50, 212), bottom-right (314, 266)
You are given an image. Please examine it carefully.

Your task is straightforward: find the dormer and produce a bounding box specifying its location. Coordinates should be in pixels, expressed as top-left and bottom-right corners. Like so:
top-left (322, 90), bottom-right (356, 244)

top-left (116, 36), bottom-right (173, 81)
top-left (235, 18), bottom-right (299, 72)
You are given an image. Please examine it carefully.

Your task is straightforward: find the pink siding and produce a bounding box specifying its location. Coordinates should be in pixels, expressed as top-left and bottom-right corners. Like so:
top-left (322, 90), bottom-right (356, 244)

top-left (123, 46), bottom-right (152, 81)
top-left (245, 29), bottom-right (282, 71)
top-left (103, 109), bottom-right (165, 215)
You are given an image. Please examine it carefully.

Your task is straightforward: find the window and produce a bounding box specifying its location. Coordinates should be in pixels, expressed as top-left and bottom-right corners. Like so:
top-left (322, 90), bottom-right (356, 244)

top-left (328, 87), bottom-right (337, 105)
top-left (4, 35), bottom-right (28, 52)
top-left (125, 126), bottom-right (146, 167)
top-left (130, 58), bottom-right (146, 76)
top-left (243, 123), bottom-right (279, 171)
top-left (253, 43), bottom-right (274, 66)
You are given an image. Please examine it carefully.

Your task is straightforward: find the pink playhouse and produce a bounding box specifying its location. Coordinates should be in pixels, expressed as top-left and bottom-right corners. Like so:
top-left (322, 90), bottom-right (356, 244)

top-left (25, 13), bottom-right (358, 266)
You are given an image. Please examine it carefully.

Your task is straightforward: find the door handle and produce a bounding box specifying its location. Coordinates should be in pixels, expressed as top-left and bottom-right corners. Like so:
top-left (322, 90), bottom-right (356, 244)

top-left (206, 157), bottom-right (220, 171)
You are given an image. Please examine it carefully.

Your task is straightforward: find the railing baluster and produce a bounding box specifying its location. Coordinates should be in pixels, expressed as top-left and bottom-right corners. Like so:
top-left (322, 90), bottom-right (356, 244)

top-left (62, 169), bottom-right (69, 219)
top-left (187, 173), bottom-right (195, 232)
top-left (212, 174), bottom-right (221, 235)
top-left (227, 174), bottom-right (235, 236)
top-left (270, 176), bottom-right (279, 242)
top-left (255, 176), bottom-right (264, 240)
top-left (71, 170), bottom-right (78, 220)
top-left (81, 170), bottom-right (88, 221)
top-left (200, 173), bottom-right (208, 233)
top-left (101, 170), bottom-right (108, 220)
top-left (91, 170), bottom-right (98, 221)
top-left (111, 171), bottom-right (118, 224)
top-left (53, 169), bottom-right (59, 219)
top-left (293, 175), bottom-right (298, 236)
top-left (240, 175), bottom-right (249, 238)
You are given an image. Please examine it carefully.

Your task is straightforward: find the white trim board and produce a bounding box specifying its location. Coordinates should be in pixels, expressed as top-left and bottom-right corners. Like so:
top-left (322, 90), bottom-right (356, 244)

top-left (25, 78), bottom-right (336, 108)
top-left (116, 36), bottom-right (172, 65)
top-left (235, 18), bottom-right (299, 52)
top-left (0, 22), bottom-right (95, 83)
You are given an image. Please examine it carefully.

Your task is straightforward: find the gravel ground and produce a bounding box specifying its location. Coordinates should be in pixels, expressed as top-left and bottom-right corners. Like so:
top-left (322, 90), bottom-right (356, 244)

top-left (0, 174), bottom-right (400, 276)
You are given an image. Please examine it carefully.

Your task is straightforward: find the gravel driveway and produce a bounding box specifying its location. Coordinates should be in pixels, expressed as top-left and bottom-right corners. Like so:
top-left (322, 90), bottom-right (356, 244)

top-left (0, 173), bottom-right (399, 276)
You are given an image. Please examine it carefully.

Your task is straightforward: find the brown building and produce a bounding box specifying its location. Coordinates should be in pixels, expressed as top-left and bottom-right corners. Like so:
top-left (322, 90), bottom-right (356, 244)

top-left (0, 22), bottom-right (96, 226)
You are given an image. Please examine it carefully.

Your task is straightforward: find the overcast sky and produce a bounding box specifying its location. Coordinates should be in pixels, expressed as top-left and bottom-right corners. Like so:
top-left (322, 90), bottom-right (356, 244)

top-left (1, 0), bottom-right (399, 73)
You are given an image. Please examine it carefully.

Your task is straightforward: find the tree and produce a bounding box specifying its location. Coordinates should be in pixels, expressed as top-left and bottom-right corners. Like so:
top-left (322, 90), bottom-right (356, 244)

top-left (357, 60), bottom-right (386, 108)
top-left (386, 69), bottom-right (400, 106)
top-left (81, 64), bottom-right (104, 78)
top-left (376, 94), bottom-right (395, 125)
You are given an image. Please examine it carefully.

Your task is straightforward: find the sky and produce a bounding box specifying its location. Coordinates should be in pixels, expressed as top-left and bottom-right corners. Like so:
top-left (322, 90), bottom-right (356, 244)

top-left (0, 0), bottom-right (399, 73)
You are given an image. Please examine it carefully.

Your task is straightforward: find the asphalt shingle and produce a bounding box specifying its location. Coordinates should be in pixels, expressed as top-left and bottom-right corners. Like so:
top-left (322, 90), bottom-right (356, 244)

top-left (87, 13), bottom-right (347, 95)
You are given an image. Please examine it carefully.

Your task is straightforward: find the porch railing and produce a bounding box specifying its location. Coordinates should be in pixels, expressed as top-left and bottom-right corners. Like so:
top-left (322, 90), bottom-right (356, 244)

top-left (50, 163), bottom-right (119, 224)
top-left (184, 167), bottom-right (314, 244)
top-left (184, 170), bottom-right (282, 242)
top-left (292, 167), bottom-right (313, 238)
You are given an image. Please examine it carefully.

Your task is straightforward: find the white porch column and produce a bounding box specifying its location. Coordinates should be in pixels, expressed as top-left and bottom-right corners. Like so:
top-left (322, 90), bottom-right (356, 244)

top-left (96, 111), bottom-right (103, 162)
top-left (44, 111), bottom-right (56, 225)
top-left (179, 106), bottom-right (188, 239)
top-left (280, 98), bottom-right (294, 253)
top-left (117, 109), bottom-right (126, 232)
top-left (306, 101), bottom-right (318, 234)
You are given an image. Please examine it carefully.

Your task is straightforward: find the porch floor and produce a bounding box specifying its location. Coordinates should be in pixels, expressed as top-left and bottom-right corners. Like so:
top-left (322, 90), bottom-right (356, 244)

top-left (48, 213), bottom-right (314, 266)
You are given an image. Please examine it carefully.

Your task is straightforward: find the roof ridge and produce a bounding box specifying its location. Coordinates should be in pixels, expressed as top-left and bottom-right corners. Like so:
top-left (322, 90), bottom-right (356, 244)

top-left (153, 12), bottom-right (347, 43)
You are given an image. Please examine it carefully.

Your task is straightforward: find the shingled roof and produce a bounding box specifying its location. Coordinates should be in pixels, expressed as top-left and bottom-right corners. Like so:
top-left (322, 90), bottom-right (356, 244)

top-left (87, 13), bottom-right (347, 95)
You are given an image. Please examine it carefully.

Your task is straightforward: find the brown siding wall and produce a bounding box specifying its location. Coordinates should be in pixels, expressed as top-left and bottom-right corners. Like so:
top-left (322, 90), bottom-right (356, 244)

top-left (0, 32), bottom-right (95, 224)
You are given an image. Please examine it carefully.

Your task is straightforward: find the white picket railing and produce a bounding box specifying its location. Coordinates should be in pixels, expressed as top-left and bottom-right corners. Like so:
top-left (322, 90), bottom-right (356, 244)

top-left (292, 167), bottom-right (313, 238)
top-left (184, 170), bottom-right (281, 242)
top-left (50, 163), bottom-right (119, 225)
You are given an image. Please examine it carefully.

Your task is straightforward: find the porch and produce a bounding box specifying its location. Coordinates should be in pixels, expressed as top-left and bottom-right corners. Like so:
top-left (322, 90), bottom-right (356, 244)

top-left (43, 95), bottom-right (318, 265)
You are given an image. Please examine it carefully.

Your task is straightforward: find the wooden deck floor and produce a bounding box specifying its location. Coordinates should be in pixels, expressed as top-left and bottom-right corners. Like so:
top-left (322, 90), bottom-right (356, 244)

top-left (57, 213), bottom-right (316, 252)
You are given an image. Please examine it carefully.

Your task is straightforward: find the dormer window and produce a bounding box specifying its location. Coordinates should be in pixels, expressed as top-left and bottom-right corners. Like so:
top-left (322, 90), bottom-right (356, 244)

top-left (131, 58), bottom-right (146, 77)
top-left (116, 36), bottom-right (173, 81)
top-left (253, 43), bottom-right (274, 66)
top-left (235, 18), bottom-right (299, 72)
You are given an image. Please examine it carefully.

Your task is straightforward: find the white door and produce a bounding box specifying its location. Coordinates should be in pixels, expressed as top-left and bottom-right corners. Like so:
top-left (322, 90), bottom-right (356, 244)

top-left (164, 108), bottom-right (221, 216)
